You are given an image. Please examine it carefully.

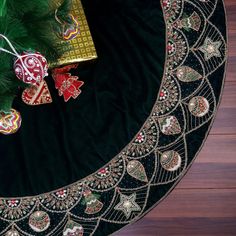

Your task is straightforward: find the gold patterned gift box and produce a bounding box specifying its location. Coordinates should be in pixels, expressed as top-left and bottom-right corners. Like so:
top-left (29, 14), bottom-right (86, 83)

top-left (50, 0), bottom-right (97, 68)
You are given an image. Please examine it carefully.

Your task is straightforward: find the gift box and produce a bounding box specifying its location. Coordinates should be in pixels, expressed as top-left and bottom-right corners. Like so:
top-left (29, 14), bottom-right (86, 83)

top-left (50, 0), bottom-right (97, 68)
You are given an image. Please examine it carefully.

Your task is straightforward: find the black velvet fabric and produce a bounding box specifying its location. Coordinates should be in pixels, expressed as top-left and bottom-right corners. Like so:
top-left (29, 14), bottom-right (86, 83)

top-left (0, 0), bottom-right (165, 197)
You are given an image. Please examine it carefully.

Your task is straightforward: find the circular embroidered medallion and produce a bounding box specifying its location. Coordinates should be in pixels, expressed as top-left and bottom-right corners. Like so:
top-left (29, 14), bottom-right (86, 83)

top-left (160, 150), bottom-right (182, 172)
top-left (28, 211), bottom-right (50, 232)
top-left (188, 96), bottom-right (210, 117)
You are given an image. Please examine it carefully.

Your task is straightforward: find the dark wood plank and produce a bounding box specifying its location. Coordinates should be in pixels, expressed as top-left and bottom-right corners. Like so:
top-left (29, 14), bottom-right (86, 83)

top-left (147, 189), bottom-right (236, 218)
top-left (115, 218), bottom-right (236, 236)
top-left (116, 189), bottom-right (236, 235)
top-left (177, 163), bottom-right (236, 189)
top-left (211, 82), bottom-right (236, 134)
top-left (223, 0), bottom-right (235, 83)
top-left (177, 135), bottom-right (236, 189)
top-left (196, 135), bottom-right (236, 163)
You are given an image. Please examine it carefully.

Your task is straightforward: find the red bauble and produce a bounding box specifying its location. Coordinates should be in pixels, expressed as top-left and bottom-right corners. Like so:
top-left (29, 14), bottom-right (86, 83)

top-left (14, 52), bottom-right (49, 85)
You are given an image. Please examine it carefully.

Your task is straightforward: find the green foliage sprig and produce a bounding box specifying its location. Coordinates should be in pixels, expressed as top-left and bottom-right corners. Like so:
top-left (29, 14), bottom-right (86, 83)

top-left (0, 0), bottom-right (71, 111)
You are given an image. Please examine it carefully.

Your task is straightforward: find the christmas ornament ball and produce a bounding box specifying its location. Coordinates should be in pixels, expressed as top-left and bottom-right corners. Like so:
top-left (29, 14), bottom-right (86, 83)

top-left (188, 96), bottom-right (210, 117)
top-left (0, 109), bottom-right (22, 135)
top-left (29, 211), bottom-right (50, 232)
top-left (14, 52), bottom-right (49, 85)
top-left (160, 150), bottom-right (182, 172)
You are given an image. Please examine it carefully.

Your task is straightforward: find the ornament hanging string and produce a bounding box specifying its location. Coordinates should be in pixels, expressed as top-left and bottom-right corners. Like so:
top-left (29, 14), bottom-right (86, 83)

top-left (0, 34), bottom-right (41, 83)
top-left (55, 9), bottom-right (63, 25)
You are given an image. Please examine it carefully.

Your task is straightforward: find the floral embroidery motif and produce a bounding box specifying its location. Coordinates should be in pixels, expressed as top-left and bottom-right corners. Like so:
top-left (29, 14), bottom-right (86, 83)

top-left (167, 30), bottom-right (188, 69)
top-left (40, 185), bottom-right (82, 211)
top-left (162, 0), bottom-right (182, 23)
top-left (154, 76), bottom-right (179, 115)
top-left (124, 119), bottom-right (159, 158)
top-left (0, 198), bottom-right (35, 220)
top-left (85, 158), bottom-right (125, 190)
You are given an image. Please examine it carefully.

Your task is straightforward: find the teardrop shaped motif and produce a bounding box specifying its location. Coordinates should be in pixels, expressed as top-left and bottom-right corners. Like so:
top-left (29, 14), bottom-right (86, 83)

top-left (176, 66), bottom-right (202, 82)
top-left (158, 116), bottom-right (181, 135)
top-left (5, 230), bottom-right (19, 236)
top-left (127, 160), bottom-right (148, 182)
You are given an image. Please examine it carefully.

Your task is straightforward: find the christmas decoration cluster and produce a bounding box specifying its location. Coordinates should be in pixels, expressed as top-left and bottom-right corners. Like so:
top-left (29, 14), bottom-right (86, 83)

top-left (0, 0), bottom-right (86, 135)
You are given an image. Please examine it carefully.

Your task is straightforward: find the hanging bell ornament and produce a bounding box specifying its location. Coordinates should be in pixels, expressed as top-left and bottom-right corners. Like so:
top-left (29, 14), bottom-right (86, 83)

top-left (14, 52), bottom-right (49, 85)
top-left (82, 187), bottom-right (103, 215)
top-left (63, 220), bottom-right (84, 236)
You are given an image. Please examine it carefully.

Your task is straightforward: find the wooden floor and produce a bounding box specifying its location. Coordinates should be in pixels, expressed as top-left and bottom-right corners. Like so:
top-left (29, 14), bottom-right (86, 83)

top-left (116, 1), bottom-right (236, 235)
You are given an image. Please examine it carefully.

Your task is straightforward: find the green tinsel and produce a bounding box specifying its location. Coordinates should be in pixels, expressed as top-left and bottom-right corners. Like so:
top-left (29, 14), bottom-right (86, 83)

top-left (0, 0), bottom-right (71, 112)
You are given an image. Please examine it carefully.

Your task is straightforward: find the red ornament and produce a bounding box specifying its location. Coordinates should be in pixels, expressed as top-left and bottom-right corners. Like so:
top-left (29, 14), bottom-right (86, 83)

top-left (22, 80), bottom-right (53, 106)
top-left (14, 52), bottom-right (49, 85)
top-left (52, 64), bottom-right (84, 102)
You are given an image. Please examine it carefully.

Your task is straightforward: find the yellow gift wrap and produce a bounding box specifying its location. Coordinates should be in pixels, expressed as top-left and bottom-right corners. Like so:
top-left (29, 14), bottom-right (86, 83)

top-left (50, 0), bottom-right (97, 68)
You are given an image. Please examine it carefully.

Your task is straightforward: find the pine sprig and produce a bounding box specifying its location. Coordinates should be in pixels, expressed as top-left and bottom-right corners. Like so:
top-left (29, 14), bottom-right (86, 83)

top-left (0, 0), bottom-right (71, 111)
